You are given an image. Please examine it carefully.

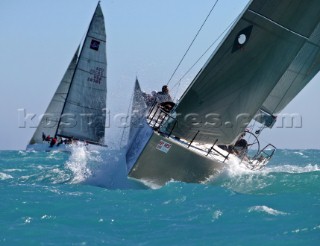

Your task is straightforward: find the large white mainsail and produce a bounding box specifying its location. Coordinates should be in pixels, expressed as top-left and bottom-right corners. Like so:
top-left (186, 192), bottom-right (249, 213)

top-left (29, 47), bottom-right (79, 145)
top-left (168, 0), bottom-right (320, 145)
top-left (56, 3), bottom-right (107, 144)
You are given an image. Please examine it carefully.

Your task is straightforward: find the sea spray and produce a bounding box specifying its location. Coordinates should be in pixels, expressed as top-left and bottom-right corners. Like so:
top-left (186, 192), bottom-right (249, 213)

top-left (65, 143), bottom-right (94, 183)
top-left (211, 151), bottom-right (320, 195)
top-left (65, 145), bottom-right (148, 189)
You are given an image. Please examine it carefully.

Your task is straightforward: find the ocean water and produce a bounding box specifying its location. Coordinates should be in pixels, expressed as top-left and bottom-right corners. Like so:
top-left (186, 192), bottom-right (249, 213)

top-left (0, 147), bottom-right (319, 245)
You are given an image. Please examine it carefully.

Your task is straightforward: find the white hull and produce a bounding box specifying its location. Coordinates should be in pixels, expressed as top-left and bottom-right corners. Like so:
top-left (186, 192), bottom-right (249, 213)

top-left (126, 123), bottom-right (236, 186)
top-left (126, 122), bottom-right (272, 186)
top-left (128, 131), bottom-right (225, 186)
top-left (26, 143), bottom-right (71, 152)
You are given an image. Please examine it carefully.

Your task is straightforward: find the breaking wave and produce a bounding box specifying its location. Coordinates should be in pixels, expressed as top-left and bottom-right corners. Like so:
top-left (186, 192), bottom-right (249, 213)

top-left (248, 205), bottom-right (288, 216)
top-left (65, 144), bottom-right (148, 189)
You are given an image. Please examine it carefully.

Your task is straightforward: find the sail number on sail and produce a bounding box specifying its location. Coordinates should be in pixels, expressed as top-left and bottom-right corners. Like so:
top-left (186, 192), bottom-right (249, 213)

top-left (88, 67), bottom-right (104, 84)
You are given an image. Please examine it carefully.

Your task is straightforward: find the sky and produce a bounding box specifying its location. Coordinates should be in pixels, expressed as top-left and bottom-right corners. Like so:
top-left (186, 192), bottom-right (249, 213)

top-left (0, 0), bottom-right (319, 150)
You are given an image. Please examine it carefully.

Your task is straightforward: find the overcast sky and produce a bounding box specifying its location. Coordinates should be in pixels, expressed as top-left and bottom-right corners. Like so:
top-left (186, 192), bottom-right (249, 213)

top-left (0, 0), bottom-right (319, 150)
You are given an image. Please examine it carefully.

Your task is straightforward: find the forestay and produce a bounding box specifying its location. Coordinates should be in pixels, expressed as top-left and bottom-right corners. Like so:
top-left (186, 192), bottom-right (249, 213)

top-left (169, 0), bottom-right (320, 145)
top-left (57, 3), bottom-right (107, 144)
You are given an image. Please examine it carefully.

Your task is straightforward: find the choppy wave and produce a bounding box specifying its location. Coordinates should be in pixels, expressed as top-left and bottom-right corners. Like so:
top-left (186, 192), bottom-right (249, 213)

top-left (1, 148), bottom-right (319, 192)
top-left (0, 172), bottom-right (13, 180)
top-left (60, 148), bottom-right (320, 194)
top-left (264, 164), bottom-right (320, 173)
top-left (0, 149), bottom-right (319, 245)
top-left (208, 149), bottom-right (320, 194)
top-left (248, 205), bottom-right (288, 216)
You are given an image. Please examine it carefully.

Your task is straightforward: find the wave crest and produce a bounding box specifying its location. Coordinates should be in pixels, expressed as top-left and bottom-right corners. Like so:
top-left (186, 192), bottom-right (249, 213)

top-left (248, 205), bottom-right (288, 216)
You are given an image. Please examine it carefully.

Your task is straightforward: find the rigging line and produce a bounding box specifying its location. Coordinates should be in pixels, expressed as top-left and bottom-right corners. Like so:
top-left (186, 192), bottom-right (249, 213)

top-left (172, 18), bottom-right (236, 100)
top-left (166, 0), bottom-right (219, 86)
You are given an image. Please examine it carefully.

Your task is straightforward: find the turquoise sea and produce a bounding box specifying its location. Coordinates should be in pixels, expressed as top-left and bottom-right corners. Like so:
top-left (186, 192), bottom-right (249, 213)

top-left (0, 147), bottom-right (319, 245)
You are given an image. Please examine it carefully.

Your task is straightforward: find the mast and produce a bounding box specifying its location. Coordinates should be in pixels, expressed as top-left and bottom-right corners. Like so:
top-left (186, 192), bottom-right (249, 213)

top-left (54, 2), bottom-right (102, 138)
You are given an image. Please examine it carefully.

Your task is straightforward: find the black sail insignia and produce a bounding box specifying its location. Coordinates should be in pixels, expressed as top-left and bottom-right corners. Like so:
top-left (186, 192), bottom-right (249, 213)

top-left (232, 25), bottom-right (253, 53)
top-left (90, 39), bottom-right (100, 51)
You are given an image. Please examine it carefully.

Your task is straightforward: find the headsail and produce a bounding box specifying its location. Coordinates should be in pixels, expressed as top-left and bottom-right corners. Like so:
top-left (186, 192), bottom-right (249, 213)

top-left (169, 0), bottom-right (320, 145)
top-left (57, 3), bottom-right (107, 144)
top-left (126, 78), bottom-right (148, 150)
top-left (125, 78), bottom-right (153, 172)
top-left (29, 47), bottom-right (79, 144)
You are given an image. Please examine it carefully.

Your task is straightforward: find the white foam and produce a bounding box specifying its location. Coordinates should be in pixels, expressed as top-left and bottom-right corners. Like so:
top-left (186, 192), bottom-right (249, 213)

top-left (64, 143), bottom-right (148, 189)
top-left (0, 172), bottom-right (13, 180)
top-left (293, 151), bottom-right (305, 156)
top-left (138, 178), bottom-right (163, 189)
top-left (264, 164), bottom-right (320, 174)
top-left (212, 210), bottom-right (223, 221)
top-left (3, 169), bottom-right (24, 172)
top-left (248, 205), bottom-right (288, 216)
top-left (65, 143), bottom-right (93, 183)
top-left (225, 156), bottom-right (256, 177)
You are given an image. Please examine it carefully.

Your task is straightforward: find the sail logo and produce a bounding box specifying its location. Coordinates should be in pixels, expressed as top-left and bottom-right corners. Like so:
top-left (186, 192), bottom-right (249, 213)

top-left (90, 39), bottom-right (100, 51)
top-left (156, 140), bottom-right (172, 154)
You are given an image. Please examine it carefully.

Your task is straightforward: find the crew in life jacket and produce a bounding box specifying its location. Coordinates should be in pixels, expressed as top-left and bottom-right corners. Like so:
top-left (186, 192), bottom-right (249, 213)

top-left (49, 137), bottom-right (57, 147)
top-left (233, 132), bottom-right (248, 159)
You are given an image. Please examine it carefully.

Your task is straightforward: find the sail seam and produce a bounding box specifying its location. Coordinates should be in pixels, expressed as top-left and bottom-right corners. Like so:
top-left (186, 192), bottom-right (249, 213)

top-left (87, 35), bottom-right (106, 43)
top-left (247, 9), bottom-right (309, 41)
top-left (79, 58), bottom-right (106, 65)
top-left (65, 101), bottom-right (104, 110)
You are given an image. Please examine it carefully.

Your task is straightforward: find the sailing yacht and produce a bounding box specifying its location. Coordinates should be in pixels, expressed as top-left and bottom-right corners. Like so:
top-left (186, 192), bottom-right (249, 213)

top-left (125, 0), bottom-right (320, 186)
top-left (27, 2), bottom-right (107, 152)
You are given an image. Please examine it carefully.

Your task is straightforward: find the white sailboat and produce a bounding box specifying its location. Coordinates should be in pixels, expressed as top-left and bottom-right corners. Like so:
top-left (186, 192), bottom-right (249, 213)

top-left (126, 0), bottom-right (320, 186)
top-left (27, 2), bottom-right (107, 152)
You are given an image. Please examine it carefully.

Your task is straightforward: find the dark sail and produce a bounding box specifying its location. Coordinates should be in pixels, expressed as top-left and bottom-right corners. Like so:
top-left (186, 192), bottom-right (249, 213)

top-left (169, 0), bottom-right (320, 145)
